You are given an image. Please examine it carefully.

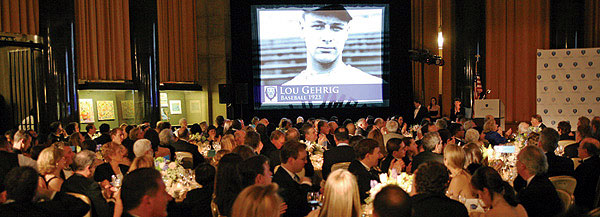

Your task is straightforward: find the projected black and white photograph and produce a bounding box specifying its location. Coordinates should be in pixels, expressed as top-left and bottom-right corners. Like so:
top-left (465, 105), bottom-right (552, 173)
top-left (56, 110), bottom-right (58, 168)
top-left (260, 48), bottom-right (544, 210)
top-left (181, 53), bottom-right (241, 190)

top-left (256, 4), bottom-right (386, 106)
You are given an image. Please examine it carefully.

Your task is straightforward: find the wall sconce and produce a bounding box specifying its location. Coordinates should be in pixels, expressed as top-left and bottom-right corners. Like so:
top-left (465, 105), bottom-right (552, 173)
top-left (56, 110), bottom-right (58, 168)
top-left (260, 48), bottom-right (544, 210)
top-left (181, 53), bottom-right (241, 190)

top-left (437, 31), bottom-right (444, 49)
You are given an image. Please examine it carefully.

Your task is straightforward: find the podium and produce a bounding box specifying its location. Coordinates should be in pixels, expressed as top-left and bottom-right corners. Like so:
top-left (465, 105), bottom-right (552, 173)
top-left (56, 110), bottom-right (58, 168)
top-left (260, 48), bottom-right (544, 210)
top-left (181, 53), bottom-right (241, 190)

top-left (473, 99), bottom-right (505, 129)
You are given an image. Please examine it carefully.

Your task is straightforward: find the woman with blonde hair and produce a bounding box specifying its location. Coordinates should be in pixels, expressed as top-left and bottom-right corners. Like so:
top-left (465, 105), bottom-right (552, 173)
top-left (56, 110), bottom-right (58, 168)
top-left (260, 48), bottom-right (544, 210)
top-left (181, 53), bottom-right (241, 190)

top-left (128, 155), bottom-right (155, 172)
top-left (444, 144), bottom-right (475, 200)
top-left (94, 142), bottom-right (130, 188)
top-left (37, 145), bottom-right (67, 191)
top-left (483, 120), bottom-right (509, 146)
top-left (231, 184), bottom-right (282, 217)
top-left (220, 134), bottom-right (236, 151)
top-left (463, 142), bottom-right (486, 174)
top-left (307, 169), bottom-right (362, 217)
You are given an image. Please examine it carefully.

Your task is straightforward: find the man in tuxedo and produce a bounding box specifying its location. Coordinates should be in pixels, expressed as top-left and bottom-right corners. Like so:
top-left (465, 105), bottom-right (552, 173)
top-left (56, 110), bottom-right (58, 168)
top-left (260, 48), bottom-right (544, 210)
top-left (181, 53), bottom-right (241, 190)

top-left (0, 137), bottom-right (37, 191)
top-left (514, 128), bottom-right (574, 192)
top-left (383, 120), bottom-right (403, 146)
top-left (409, 132), bottom-right (443, 173)
top-left (348, 138), bottom-right (383, 203)
top-left (557, 121), bottom-right (575, 141)
top-left (530, 114), bottom-right (547, 129)
top-left (61, 150), bottom-right (114, 217)
top-left (121, 168), bottom-right (172, 217)
top-left (85, 124), bottom-right (97, 140)
top-left (0, 166), bottom-right (89, 217)
top-left (317, 120), bottom-right (336, 149)
top-left (171, 130), bottom-right (204, 168)
top-left (574, 138), bottom-right (600, 211)
top-left (516, 145), bottom-right (563, 217)
top-left (373, 185), bottom-right (412, 217)
top-left (565, 124), bottom-right (593, 158)
top-left (93, 124), bottom-right (112, 145)
top-left (538, 128), bottom-right (573, 176)
top-left (411, 162), bottom-right (468, 217)
top-left (380, 138), bottom-right (406, 173)
top-left (267, 130), bottom-right (286, 171)
top-left (239, 155), bottom-right (273, 189)
top-left (412, 100), bottom-right (428, 125)
top-left (322, 127), bottom-right (355, 180)
top-left (272, 141), bottom-right (312, 217)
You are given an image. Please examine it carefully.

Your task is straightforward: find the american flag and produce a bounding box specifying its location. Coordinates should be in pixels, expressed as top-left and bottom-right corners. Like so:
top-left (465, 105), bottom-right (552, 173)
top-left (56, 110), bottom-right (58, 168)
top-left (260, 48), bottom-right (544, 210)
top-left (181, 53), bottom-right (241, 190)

top-left (474, 74), bottom-right (483, 99)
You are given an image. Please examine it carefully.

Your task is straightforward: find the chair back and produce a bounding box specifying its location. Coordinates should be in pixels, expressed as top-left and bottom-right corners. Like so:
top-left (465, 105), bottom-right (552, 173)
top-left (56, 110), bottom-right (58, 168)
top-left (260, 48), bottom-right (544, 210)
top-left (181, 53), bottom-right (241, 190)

top-left (66, 192), bottom-right (92, 217)
top-left (556, 189), bottom-right (572, 212)
top-left (211, 195), bottom-right (225, 217)
top-left (331, 162), bottom-right (351, 172)
top-left (572, 158), bottom-right (582, 170)
top-left (589, 207), bottom-right (600, 216)
top-left (549, 175), bottom-right (577, 195)
top-left (558, 140), bottom-right (576, 149)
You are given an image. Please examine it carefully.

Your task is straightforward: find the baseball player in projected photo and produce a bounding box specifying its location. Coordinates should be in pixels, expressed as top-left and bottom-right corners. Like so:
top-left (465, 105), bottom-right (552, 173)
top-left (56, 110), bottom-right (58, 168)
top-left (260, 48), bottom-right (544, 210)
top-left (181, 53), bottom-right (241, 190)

top-left (282, 5), bottom-right (383, 86)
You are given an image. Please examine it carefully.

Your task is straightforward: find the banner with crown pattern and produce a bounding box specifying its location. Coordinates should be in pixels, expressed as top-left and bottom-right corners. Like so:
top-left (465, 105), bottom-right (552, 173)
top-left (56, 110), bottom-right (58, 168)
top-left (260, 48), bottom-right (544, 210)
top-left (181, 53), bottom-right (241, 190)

top-left (536, 48), bottom-right (600, 128)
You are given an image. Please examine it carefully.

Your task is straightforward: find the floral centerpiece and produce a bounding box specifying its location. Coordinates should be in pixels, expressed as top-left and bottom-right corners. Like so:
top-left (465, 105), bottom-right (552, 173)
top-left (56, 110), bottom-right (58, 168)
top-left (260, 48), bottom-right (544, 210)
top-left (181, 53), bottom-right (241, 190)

top-left (154, 157), bottom-right (198, 199)
top-left (303, 140), bottom-right (325, 171)
top-left (189, 133), bottom-right (206, 145)
top-left (365, 169), bottom-right (414, 204)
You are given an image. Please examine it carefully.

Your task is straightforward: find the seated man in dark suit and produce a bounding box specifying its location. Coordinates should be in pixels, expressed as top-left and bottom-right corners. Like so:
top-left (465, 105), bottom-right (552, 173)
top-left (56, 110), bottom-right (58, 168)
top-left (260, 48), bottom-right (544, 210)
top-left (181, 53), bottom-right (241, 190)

top-left (267, 130), bottom-right (286, 172)
top-left (516, 145), bottom-right (563, 217)
top-left (170, 130), bottom-right (204, 168)
top-left (557, 121), bottom-right (575, 141)
top-left (180, 163), bottom-right (216, 217)
top-left (272, 141), bottom-right (312, 217)
top-left (514, 128), bottom-right (574, 192)
top-left (411, 162), bottom-right (468, 217)
top-left (574, 138), bottom-right (600, 211)
top-left (61, 150), bottom-right (114, 217)
top-left (93, 124), bottom-right (112, 146)
top-left (409, 132), bottom-right (444, 173)
top-left (0, 166), bottom-right (89, 217)
top-left (373, 185), bottom-right (412, 217)
top-left (120, 168), bottom-right (172, 217)
top-left (348, 138), bottom-right (383, 203)
top-left (85, 123), bottom-right (97, 141)
top-left (322, 127), bottom-right (355, 180)
top-left (565, 125), bottom-right (593, 158)
top-left (380, 138), bottom-right (406, 173)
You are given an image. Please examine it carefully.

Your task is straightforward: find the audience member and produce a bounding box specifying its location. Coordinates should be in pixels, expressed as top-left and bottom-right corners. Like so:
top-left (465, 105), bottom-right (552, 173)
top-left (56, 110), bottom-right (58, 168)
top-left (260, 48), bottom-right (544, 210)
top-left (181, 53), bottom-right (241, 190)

top-left (266, 130), bottom-right (286, 171)
top-left (380, 138), bottom-right (406, 173)
top-left (515, 145), bottom-right (563, 217)
top-left (94, 142), bottom-right (130, 188)
top-left (367, 128), bottom-right (385, 155)
top-left (348, 138), bottom-right (383, 203)
top-left (232, 145), bottom-right (256, 160)
top-left (322, 127), bottom-right (355, 179)
top-left (231, 184), bottom-right (283, 217)
top-left (530, 114), bottom-right (547, 129)
top-left (240, 155), bottom-right (273, 189)
top-left (444, 144), bottom-right (475, 200)
top-left (171, 130), bottom-right (204, 168)
top-left (463, 142), bottom-right (485, 174)
top-left (0, 166), bottom-right (89, 217)
top-left (181, 163), bottom-right (216, 217)
top-left (37, 145), bottom-right (67, 191)
top-left (410, 132), bottom-right (444, 173)
top-left (214, 153), bottom-right (244, 216)
top-left (411, 161), bottom-right (468, 217)
top-left (574, 138), bottom-right (600, 211)
top-left (61, 150), bottom-right (114, 217)
top-left (470, 166), bottom-right (527, 217)
top-left (557, 121), bottom-right (575, 141)
top-left (307, 169), bottom-right (361, 217)
top-left (483, 120), bottom-right (509, 146)
top-left (94, 124), bottom-right (111, 145)
top-left (128, 155), bottom-right (155, 172)
top-left (85, 123), bottom-right (97, 140)
top-left (373, 185), bottom-right (411, 217)
top-left (244, 131), bottom-right (263, 154)
top-left (272, 141), bottom-right (312, 217)
top-left (120, 168), bottom-right (171, 217)
top-left (564, 124), bottom-right (593, 158)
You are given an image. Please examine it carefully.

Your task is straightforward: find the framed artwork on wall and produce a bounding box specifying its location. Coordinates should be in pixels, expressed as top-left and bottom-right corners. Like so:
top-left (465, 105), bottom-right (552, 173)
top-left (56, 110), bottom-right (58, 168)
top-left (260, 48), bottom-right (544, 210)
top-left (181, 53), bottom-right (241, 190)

top-left (97, 100), bottom-right (115, 120)
top-left (79, 99), bottom-right (95, 123)
top-left (169, 100), bottom-right (182, 114)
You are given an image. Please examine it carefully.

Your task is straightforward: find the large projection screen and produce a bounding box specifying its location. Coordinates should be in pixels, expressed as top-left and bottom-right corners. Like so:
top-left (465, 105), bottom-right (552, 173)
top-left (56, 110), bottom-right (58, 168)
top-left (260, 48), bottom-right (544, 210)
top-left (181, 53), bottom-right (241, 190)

top-left (254, 4), bottom-right (388, 109)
